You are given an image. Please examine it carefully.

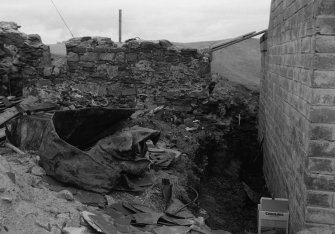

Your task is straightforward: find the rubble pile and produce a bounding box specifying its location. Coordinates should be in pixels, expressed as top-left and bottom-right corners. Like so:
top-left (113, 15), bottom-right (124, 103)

top-left (25, 37), bottom-right (211, 109)
top-left (0, 22), bottom-right (265, 234)
top-left (0, 22), bottom-right (51, 96)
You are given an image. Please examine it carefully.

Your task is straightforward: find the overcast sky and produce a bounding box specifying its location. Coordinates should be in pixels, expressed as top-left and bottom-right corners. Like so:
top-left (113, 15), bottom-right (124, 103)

top-left (2, 0), bottom-right (271, 44)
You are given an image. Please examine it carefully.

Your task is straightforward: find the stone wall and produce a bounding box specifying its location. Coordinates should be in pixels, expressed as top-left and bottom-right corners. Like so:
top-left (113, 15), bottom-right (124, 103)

top-left (0, 22), bottom-right (51, 96)
top-left (260, 0), bottom-right (335, 232)
top-left (26, 37), bottom-right (210, 110)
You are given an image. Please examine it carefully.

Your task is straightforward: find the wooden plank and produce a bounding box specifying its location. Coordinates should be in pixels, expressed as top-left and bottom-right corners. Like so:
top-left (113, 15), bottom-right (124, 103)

top-left (211, 30), bottom-right (267, 52)
top-left (19, 102), bottom-right (59, 112)
top-left (0, 99), bottom-right (22, 110)
top-left (0, 106), bottom-right (19, 126)
top-left (5, 143), bottom-right (25, 155)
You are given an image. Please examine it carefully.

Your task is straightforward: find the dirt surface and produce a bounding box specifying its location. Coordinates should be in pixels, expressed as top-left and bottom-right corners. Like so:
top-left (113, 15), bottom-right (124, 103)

top-left (130, 76), bottom-right (268, 233)
top-left (0, 75), bottom-right (266, 234)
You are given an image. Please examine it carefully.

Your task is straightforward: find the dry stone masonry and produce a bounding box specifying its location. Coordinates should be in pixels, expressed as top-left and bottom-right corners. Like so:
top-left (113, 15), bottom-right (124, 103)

top-left (24, 36), bottom-right (210, 110)
top-left (0, 22), bottom-right (51, 96)
top-left (259, 0), bottom-right (335, 232)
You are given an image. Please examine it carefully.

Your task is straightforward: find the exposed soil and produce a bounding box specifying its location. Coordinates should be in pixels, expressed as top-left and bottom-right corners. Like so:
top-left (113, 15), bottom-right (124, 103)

top-left (195, 116), bottom-right (268, 234)
top-left (133, 76), bottom-right (269, 234)
top-left (0, 74), bottom-right (267, 234)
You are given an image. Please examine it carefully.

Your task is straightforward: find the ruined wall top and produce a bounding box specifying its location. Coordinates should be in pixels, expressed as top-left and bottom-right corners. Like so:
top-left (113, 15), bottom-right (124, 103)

top-left (0, 21), bottom-right (51, 96)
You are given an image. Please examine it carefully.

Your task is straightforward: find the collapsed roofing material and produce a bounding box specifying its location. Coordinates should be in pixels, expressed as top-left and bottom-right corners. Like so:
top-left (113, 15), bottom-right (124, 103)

top-left (80, 201), bottom-right (219, 234)
top-left (6, 108), bottom-right (161, 193)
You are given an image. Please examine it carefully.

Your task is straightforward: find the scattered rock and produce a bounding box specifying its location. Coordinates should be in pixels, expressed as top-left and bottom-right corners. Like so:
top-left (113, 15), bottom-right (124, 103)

top-left (1, 196), bottom-right (13, 202)
top-left (30, 165), bottom-right (46, 176)
top-left (75, 190), bottom-right (106, 207)
top-left (105, 195), bottom-right (116, 206)
top-left (57, 190), bottom-right (74, 201)
top-left (52, 67), bottom-right (60, 76)
top-left (35, 217), bottom-right (52, 232)
top-left (43, 67), bottom-right (53, 77)
top-left (0, 155), bottom-right (12, 173)
top-left (184, 118), bottom-right (195, 128)
top-left (0, 173), bottom-right (12, 192)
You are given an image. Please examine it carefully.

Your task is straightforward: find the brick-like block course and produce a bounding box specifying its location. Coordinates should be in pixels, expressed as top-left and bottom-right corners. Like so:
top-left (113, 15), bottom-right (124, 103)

top-left (313, 71), bottom-right (335, 88)
top-left (307, 190), bottom-right (333, 208)
top-left (316, 16), bottom-right (335, 35)
top-left (314, 54), bottom-right (335, 70)
top-left (310, 107), bottom-right (335, 124)
top-left (308, 157), bottom-right (335, 175)
top-left (306, 207), bottom-right (335, 225)
top-left (309, 140), bottom-right (335, 157)
top-left (259, 0), bottom-right (335, 230)
top-left (312, 89), bottom-right (335, 106)
top-left (318, 0), bottom-right (335, 15)
top-left (316, 36), bottom-right (335, 53)
top-left (311, 124), bottom-right (335, 141)
top-left (305, 174), bottom-right (335, 192)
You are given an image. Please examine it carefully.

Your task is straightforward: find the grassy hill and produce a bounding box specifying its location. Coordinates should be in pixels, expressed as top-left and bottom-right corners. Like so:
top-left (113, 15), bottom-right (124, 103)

top-left (49, 38), bottom-right (261, 89)
top-left (175, 38), bottom-right (261, 89)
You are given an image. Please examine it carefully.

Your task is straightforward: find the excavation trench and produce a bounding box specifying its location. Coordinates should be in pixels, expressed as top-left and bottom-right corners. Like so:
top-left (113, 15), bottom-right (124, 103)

top-left (190, 86), bottom-right (268, 234)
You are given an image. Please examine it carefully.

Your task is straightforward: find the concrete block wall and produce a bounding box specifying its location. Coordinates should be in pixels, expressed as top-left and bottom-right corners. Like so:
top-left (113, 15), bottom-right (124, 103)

top-left (260, 0), bottom-right (335, 232)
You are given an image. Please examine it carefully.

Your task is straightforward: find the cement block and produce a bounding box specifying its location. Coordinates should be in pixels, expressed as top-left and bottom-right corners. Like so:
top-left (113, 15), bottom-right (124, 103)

top-left (306, 207), bottom-right (335, 225)
top-left (305, 174), bottom-right (335, 191)
top-left (316, 16), bottom-right (335, 35)
top-left (316, 36), bottom-right (335, 53)
top-left (310, 107), bottom-right (335, 124)
top-left (313, 71), bottom-right (335, 88)
top-left (308, 157), bottom-right (335, 175)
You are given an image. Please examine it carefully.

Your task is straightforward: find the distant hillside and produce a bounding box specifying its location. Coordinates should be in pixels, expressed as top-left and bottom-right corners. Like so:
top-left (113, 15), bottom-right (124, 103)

top-left (49, 43), bottom-right (66, 56)
top-left (49, 38), bottom-right (261, 89)
top-left (176, 38), bottom-right (261, 89)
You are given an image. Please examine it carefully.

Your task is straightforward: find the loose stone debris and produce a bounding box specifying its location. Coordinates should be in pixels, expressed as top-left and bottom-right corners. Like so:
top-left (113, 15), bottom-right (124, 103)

top-left (0, 21), bottom-right (267, 234)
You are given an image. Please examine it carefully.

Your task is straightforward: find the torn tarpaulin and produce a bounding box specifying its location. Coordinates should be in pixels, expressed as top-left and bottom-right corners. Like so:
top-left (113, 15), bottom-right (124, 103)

top-left (6, 107), bottom-right (161, 193)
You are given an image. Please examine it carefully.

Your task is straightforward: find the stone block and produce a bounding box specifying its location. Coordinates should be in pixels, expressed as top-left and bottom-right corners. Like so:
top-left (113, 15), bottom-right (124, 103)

top-left (309, 140), bottom-right (335, 157)
top-left (99, 53), bottom-right (115, 61)
top-left (312, 89), bottom-right (335, 106)
top-left (52, 67), bottom-right (60, 77)
top-left (306, 207), bottom-right (335, 225)
top-left (298, 227), bottom-right (332, 234)
top-left (67, 52), bottom-right (79, 62)
top-left (308, 157), bottom-right (335, 175)
top-left (307, 190), bottom-right (333, 208)
top-left (313, 71), bottom-right (335, 88)
top-left (311, 124), bottom-right (335, 141)
top-left (43, 67), bottom-right (53, 77)
top-left (107, 65), bottom-right (118, 79)
top-left (318, 0), bottom-right (335, 15)
top-left (305, 174), bottom-right (335, 191)
top-left (315, 54), bottom-right (335, 70)
top-left (115, 52), bottom-right (125, 63)
top-left (80, 52), bottom-right (98, 62)
top-left (79, 62), bottom-right (95, 68)
top-left (316, 36), bottom-right (335, 53)
top-left (316, 16), bottom-right (335, 35)
top-left (310, 107), bottom-right (335, 124)
top-left (126, 53), bottom-right (138, 63)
